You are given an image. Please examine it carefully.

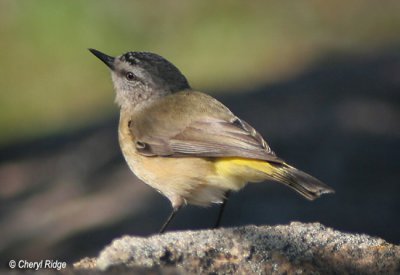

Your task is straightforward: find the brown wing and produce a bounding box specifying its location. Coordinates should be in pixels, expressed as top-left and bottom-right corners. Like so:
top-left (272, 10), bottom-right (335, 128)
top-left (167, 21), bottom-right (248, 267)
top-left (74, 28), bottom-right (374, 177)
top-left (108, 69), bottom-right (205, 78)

top-left (130, 91), bottom-right (283, 164)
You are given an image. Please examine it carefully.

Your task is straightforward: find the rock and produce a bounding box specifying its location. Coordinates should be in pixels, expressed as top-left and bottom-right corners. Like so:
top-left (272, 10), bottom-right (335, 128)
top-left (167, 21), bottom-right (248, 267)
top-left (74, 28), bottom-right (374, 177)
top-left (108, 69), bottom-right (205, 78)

top-left (75, 222), bottom-right (400, 274)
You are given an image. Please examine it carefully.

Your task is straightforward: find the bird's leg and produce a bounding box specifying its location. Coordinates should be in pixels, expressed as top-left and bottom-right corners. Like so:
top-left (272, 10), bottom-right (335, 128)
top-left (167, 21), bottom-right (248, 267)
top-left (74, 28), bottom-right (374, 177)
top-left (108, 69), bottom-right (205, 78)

top-left (159, 204), bottom-right (182, 234)
top-left (214, 191), bottom-right (231, 228)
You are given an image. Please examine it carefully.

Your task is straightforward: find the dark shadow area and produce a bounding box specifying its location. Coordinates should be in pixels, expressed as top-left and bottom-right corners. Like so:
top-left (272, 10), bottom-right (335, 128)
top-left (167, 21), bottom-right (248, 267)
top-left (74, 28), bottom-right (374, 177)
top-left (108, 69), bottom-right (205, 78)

top-left (0, 49), bottom-right (399, 263)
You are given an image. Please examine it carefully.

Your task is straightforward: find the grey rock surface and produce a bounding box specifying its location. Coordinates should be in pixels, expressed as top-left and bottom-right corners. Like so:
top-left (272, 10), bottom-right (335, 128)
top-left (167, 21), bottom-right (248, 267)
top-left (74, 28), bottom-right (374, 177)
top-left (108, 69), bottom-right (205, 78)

top-left (75, 222), bottom-right (400, 274)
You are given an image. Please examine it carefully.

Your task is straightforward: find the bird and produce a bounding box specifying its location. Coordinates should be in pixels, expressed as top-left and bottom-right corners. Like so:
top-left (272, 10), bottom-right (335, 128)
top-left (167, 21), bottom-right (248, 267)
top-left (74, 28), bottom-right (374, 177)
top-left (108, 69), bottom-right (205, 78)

top-left (89, 49), bottom-right (334, 233)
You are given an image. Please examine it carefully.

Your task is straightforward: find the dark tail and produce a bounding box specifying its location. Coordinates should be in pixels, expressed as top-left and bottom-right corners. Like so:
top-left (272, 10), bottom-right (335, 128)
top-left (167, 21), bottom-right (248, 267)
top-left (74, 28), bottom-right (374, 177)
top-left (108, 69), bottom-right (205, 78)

top-left (270, 163), bottom-right (335, 200)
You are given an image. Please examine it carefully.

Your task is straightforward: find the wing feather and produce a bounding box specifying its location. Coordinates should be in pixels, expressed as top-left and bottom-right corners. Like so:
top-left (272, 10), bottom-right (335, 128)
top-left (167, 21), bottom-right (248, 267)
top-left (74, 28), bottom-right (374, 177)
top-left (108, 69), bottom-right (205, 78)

top-left (131, 91), bottom-right (282, 163)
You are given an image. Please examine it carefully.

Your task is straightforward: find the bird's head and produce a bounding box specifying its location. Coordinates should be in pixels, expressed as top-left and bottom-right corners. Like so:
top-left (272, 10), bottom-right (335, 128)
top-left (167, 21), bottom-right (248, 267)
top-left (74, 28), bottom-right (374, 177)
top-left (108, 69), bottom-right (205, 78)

top-left (89, 49), bottom-right (190, 109)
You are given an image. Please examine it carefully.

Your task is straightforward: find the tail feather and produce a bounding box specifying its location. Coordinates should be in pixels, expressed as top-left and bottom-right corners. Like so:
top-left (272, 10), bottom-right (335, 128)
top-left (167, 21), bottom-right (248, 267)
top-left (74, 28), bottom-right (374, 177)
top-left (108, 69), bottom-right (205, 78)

top-left (213, 158), bottom-right (334, 200)
top-left (269, 163), bottom-right (335, 200)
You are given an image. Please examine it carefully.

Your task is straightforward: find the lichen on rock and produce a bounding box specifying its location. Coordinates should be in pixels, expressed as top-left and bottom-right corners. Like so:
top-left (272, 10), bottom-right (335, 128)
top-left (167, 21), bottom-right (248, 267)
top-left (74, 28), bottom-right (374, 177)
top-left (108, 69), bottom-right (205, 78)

top-left (73, 222), bottom-right (400, 274)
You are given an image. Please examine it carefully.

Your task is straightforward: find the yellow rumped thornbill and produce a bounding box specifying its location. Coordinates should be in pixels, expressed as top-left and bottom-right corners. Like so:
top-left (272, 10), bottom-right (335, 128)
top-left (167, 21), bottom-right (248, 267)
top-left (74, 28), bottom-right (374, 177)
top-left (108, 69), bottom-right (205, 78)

top-left (89, 48), bottom-right (335, 233)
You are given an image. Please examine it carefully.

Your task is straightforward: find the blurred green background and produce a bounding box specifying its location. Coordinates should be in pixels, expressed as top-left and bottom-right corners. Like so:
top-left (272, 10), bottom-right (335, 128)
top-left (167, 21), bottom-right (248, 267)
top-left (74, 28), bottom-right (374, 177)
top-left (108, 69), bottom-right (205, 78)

top-left (1, 0), bottom-right (400, 265)
top-left (1, 0), bottom-right (399, 146)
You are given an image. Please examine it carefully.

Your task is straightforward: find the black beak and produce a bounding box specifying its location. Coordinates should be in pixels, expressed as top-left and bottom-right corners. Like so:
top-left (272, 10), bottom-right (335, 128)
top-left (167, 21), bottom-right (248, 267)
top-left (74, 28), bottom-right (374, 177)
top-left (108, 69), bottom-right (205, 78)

top-left (89, 48), bottom-right (115, 70)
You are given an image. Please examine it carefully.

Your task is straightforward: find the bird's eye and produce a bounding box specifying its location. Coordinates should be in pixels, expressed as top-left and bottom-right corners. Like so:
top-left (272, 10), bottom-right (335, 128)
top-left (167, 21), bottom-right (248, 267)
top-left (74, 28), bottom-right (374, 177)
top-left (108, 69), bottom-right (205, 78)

top-left (125, 72), bottom-right (136, 81)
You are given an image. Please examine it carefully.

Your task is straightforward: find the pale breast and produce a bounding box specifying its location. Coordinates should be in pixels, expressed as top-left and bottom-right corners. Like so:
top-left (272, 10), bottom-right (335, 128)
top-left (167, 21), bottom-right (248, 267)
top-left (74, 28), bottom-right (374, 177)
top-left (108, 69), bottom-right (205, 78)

top-left (118, 112), bottom-right (228, 206)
